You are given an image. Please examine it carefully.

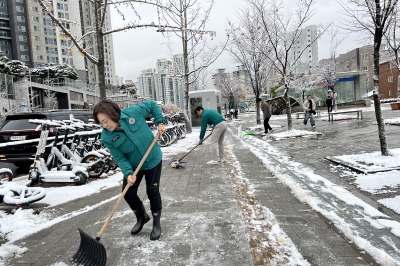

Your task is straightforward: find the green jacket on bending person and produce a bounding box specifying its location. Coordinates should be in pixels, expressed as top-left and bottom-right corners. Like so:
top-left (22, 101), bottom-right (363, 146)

top-left (198, 108), bottom-right (225, 140)
top-left (100, 100), bottom-right (165, 179)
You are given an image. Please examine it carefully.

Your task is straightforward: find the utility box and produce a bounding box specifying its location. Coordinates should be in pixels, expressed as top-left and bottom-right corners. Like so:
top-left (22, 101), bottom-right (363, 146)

top-left (189, 90), bottom-right (222, 127)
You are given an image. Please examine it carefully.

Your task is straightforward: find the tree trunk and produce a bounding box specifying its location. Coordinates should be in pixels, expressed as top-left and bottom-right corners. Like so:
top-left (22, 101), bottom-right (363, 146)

top-left (372, 5), bottom-right (389, 156)
top-left (95, 1), bottom-right (106, 99)
top-left (182, 9), bottom-right (192, 133)
top-left (284, 84), bottom-right (292, 130)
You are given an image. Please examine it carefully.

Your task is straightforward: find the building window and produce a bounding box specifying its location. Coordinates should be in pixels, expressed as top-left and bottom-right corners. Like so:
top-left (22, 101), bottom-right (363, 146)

top-left (45, 37), bottom-right (56, 44)
top-left (3, 49), bottom-right (9, 55)
top-left (32, 16), bottom-right (39, 21)
top-left (20, 45), bottom-right (28, 51)
top-left (47, 56), bottom-right (59, 63)
top-left (0, 12), bottom-right (8, 18)
top-left (44, 28), bottom-right (55, 35)
top-left (36, 55), bottom-right (43, 60)
top-left (35, 36), bottom-right (41, 41)
top-left (16, 0), bottom-right (24, 2)
top-left (366, 78), bottom-right (369, 82)
top-left (363, 54), bottom-right (368, 59)
top-left (21, 55), bottom-right (29, 61)
top-left (18, 25), bottom-right (26, 32)
top-left (3, 40), bottom-right (8, 46)
top-left (19, 35), bottom-right (27, 42)
top-left (389, 90), bottom-right (393, 96)
top-left (43, 18), bottom-right (53, 26)
top-left (16, 6), bottom-right (24, 12)
top-left (0, 31), bottom-right (9, 37)
top-left (388, 62), bottom-right (392, 69)
top-left (388, 76), bottom-right (394, 82)
top-left (0, 3), bottom-right (4, 7)
top-left (32, 6), bottom-right (38, 12)
top-left (46, 47), bottom-right (58, 54)
top-left (0, 21), bottom-right (8, 27)
top-left (363, 66), bottom-right (368, 71)
top-left (36, 45), bottom-right (42, 50)
top-left (34, 26), bottom-right (40, 31)
top-left (32, 0), bottom-right (38, 2)
top-left (17, 16), bottom-right (25, 22)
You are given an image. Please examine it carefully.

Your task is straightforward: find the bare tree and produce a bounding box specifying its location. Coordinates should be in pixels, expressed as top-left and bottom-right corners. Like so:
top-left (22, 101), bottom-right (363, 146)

top-left (38, 0), bottom-right (202, 100)
top-left (227, 4), bottom-right (271, 124)
top-left (317, 27), bottom-right (346, 111)
top-left (291, 73), bottom-right (318, 106)
top-left (384, 5), bottom-right (400, 71)
top-left (43, 89), bottom-right (58, 110)
top-left (247, 0), bottom-right (328, 130)
top-left (157, 0), bottom-right (227, 133)
top-left (212, 69), bottom-right (246, 113)
top-left (339, 0), bottom-right (399, 156)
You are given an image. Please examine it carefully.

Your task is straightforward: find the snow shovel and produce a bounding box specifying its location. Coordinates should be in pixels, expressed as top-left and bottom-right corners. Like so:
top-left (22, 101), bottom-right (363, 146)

top-left (71, 132), bottom-right (160, 266)
top-left (169, 132), bottom-right (212, 169)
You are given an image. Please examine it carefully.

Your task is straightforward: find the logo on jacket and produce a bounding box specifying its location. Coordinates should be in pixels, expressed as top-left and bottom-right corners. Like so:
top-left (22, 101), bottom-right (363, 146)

top-left (129, 118), bottom-right (135, 124)
top-left (112, 135), bottom-right (120, 143)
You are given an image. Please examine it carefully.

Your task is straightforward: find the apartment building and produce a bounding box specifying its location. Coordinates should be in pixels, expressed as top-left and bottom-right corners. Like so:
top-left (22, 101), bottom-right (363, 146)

top-left (0, 0), bottom-right (116, 86)
top-left (290, 25), bottom-right (319, 74)
top-left (137, 55), bottom-right (186, 109)
top-left (79, 0), bottom-right (116, 86)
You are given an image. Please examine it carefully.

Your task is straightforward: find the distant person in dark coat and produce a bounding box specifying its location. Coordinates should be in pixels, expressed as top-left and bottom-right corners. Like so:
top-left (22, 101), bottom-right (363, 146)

top-left (256, 98), bottom-right (273, 134)
top-left (326, 96), bottom-right (333, 113)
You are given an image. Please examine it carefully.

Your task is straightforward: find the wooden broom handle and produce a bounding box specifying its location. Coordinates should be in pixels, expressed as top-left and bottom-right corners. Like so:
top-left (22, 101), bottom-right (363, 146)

top-left (179, 132), bottom-right (212, 161)
top-left (97, 132), bottom-right (160, 239)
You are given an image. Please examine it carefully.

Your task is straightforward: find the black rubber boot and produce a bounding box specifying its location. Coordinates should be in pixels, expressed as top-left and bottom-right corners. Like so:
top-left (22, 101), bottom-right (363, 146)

top-left (131, 203), bottom-right (150, 235)
top-left (150, 210), bottom-right (162, 240)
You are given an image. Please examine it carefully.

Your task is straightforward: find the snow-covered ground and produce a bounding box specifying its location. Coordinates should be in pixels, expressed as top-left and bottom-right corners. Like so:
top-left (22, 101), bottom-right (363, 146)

top-left (1, 114), bottom-right (400, 265)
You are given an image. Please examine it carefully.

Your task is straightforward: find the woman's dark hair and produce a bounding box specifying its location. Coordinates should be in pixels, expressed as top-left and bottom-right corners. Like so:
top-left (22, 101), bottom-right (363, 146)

top-left (194, 106), bottom-right (204, 112)
top-left (93, 99), bottom-right (121, 124)
top-left (256, 98), bottom-right (262, 103)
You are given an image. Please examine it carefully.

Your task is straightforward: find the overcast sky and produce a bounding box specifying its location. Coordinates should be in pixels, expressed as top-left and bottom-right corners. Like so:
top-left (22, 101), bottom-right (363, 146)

top-left (110, 0), bottom-right (369, 84)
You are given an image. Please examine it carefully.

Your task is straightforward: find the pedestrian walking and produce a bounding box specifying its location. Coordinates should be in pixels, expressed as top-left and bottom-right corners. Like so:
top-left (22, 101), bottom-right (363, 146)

top-left (256, 98), bottom-right (273, 134)
top-left (195, 106), bottom-right (228, 165)
top-left (303, 95), bottom-right (316, 128)
top-left (234, 109), bottom-right (238, 119)
top-left (93, 99), bottom-right (166, 240)
top-left (326, 96), bottom-right (333, 113)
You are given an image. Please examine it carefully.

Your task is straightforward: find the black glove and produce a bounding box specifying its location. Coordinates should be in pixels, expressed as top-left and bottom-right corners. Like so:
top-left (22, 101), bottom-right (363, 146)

top-left (198, 139), bottom-right (203, 145)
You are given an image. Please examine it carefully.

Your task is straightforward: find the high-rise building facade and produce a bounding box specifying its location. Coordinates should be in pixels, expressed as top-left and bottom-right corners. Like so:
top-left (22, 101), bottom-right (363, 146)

top-left (0, 0), bottom-right (116, 86)
top-left (137, 55), bottom-right (186, 109)
top-left (79, 1), bottom-right (116, 86)
top-left (291, 25), bottom-right (319, 74)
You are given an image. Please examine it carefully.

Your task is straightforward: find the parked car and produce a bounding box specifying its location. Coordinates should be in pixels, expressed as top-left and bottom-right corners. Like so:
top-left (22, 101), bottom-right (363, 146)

top-left (0, 109), bottom-right (93, 168)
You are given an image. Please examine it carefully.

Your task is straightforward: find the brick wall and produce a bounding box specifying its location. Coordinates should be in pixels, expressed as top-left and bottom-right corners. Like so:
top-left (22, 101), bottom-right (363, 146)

top-left (379, 62), bottom-right (399, 99)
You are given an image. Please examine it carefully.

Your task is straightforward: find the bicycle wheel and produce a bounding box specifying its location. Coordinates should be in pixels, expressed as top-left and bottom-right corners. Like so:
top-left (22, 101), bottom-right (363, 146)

top-left (158, 133), bottom-right (169, 147)
top-left (3, 186), bottom-right (46, 206)
top-left (0, 170), bottom-right (13, 182)
top-left (81, 155), bottom-right (104, 178)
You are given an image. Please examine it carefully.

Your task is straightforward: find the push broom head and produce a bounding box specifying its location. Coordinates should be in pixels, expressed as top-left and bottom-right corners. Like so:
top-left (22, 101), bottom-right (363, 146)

top-left (169, 160), bottom-right (185, 169)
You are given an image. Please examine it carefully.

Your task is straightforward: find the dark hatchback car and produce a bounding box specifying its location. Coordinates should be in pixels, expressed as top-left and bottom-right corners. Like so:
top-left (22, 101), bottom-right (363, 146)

top-left (0, 109), bottom-right (93, 168)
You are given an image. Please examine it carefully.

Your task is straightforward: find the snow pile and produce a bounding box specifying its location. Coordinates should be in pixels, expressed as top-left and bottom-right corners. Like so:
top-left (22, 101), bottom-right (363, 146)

top-left (334, 148), bottom-right (400, 172)
top-left (267, 129), bottom-right (322, 140)
top-left (353, 171), bottom-right (400, 194)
